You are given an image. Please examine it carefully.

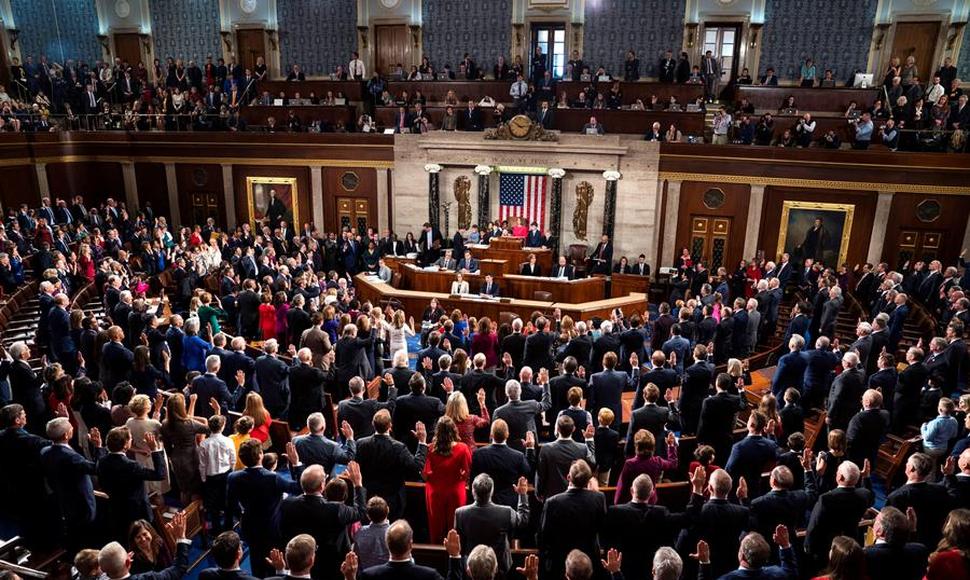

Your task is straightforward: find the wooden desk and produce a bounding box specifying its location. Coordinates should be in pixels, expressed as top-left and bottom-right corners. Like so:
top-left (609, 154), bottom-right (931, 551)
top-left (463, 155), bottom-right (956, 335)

top-left (736, 85), bottom-right (880, 113)
top-left (239, 105), bottom-right (357, 127)
top-left (468, 241), bottom-right (553, 275)
top-left (610, 272), bottom-right (651, 298)
top-left (387, 80), bottom-right (513, 104)
top-left (402, 265), bottom-right (604, 302)
top-left (260, 80), bottom-right (365, 101)
top-left (355, 274), bottom-right (645, 323)
top-left (405, 265), bottom-right (485, 294)
top-left (374, 106), bottom-right (706, 135)
top-left (557, 81), bottom-right (704, 107)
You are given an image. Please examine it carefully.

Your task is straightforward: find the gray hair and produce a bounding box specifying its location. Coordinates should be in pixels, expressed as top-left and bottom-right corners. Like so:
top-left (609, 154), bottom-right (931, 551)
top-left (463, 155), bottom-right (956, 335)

top-left (393, 349), bottom-right (408, 367)
top-left (512, 318), bottom-right (523, 331)
top-left (857, 322), bottom-right (872, 336)
top-left (837, 460), bottom-right (861, 486)
top-left (98, 541), bottom-right (128, 579)
top-left (231, 336), bottom-right (247, 350)
top-left (505, 379), bottom-right (522, 401)
top-left (632, 474), bottom-right (654, 501)
top-left (264, 338), bottom-right (279, 354)
top-left (297, 347), bottom-right (312, 363)
top-left (471, 473), bottom-right (494, 502)
top-left (46, 417), bottom-right (72, 441)
top-left (600, 320), bottom-right (613, 333)
top-left (788, 334), bottom-right (805, 350)
top-left (652, 547), bottom-right (683, 580)
top-left (307, 412), bottom-right (326, 434)
top-left (205, 354), bottom-right (221, 373)
top-left (842, 351), bottom-right (860, 368)
top-left (467, 545), bottom-right (498, 580)
top-left (184, 317), bottom-right (200, 334)
top-left (349, 376), bottom-right (365, 395)
top-left (9, 341), bottom-right (28, 360)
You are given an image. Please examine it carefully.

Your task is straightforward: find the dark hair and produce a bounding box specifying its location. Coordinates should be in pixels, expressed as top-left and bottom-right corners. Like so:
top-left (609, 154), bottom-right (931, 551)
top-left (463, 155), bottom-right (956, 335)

top-left (211, 531), bottom-right (242, 569)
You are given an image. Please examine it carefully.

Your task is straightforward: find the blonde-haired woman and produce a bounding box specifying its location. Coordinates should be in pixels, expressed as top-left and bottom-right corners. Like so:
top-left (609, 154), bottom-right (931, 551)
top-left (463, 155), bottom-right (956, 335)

top-left (242, 392), bottom-right (272, 447)
top-left (381, 309), bottom-right (415, 356)
top-left (126, 393), bottom-right (170, 498)
top-left (159, 393), bottom-right (209, 503)
top-left (445, 390), bottom-right (489, 450)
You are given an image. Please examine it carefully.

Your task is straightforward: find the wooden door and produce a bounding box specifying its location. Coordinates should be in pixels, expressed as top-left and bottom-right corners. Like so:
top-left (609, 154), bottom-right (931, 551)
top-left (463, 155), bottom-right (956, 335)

top-left (337, 197), bottom-right (371, 237)
top-left (895, 230), bottom-right (943, 268)
top-left (892, 22), bottom-right (941, 72)
top-left (236, 29), bottom-right (265, 73)
top-left (113, 33), bottom-right (143, 68)
top-left (690, 216), bottom-right (731, 270)
top-left (374, 25), bottom-right (408, 77)
top-left (188, 192), bottom-right (223, 229)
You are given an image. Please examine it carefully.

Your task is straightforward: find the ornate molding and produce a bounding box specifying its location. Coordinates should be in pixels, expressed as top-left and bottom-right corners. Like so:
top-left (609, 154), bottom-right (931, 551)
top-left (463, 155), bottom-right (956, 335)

top-left (658, 171), bottom-right (970, 195)
top-left (424, 163), bottom-right (443, 173)
top-left (474, 164), bottom-right (493, 176)
top-left (602, 170), bottom-right (621, 181)
top-left (547, 168), bottom-right (566, 179)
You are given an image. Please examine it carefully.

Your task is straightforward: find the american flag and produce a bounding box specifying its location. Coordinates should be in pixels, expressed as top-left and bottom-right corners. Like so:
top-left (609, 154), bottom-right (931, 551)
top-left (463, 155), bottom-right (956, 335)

top-left (499, 173), bottom-right (547, 229)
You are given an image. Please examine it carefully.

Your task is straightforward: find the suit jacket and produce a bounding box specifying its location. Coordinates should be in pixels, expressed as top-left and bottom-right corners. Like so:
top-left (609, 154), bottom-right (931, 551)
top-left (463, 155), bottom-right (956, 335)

top-left (785, 313), bottom-right (810, 343)
top-left (535, 107), bottom-right (555, 129)
top-left (338, 392), bottom-right (397, 439)
top-left (551, 263), bottom-right (574, 280)
top-left (522, 331), bottom-right (555, 372)
top-left (9, 359), bottom-right (46, 424)
top-left (887, 481), bottom-right (953, 548)
top-left (39, 443), bottom-right (106, 524)
top-left (359, 560), bottom-right (449, 580)
top-left (557, 335), bottom-right (593, 369)
top-left (133, 541), bottom-right (191, 580)
top-left (255, 355), bottom-right (291, 417)
top-left (801, 348), bottom-right (839, 397)
top-left (287, 363), bottom-right (329, 430)
top-left (538, 488), bottom-right (607, 579)
top-left (198, 569), bottom-right (260, 580)
top-left (393, 392), bottom-right (445, 451)
top-left (98, 450), bottom-right (167, 536)
top-left (459, 369), bottom-right (504, 415)
top-left (846, 408), bottom-right (889, 466)
top-left (865, 541), bottom-right (930, 580)
top-left (625, 404), bottom-right (677, 457)
top-left (479, 280), bottom-right (500, 296)
top-left (805, 485), bottom-right (874, 556)
top-left (725, 436), bottom-right (780, 499)
top-left (355, 433), bottom-right (427, 519)
top-left (292, 433), bottom-right (355, 473)
top-left (470, 443), bottom-right (535, 508)
top-left (681, 361), bottom-right (715, 434)
top-left (749, 477), bottom-right (817, 547)
top-left (536, 438), bottom-right (595, 499)
top-left (698, 546), bottom-right (797, 580)
top-left (501, 333), bottom-right (527, 371)
top-left (101, 340), bottom-right (135, 389)
top-left (687, 498), bottom-right (752, 578)
top-left (335, 335), bottom-right (375, 389)
top-left (547, 372), bottom-right (586, 425)
top-left (590, 333), bottom-right (622, 374)
top-left (867, 330), bottom-right (890, 376)
top-left (827, 367), bottom-right (867, 431)
top-left (495, 388), bottom-right (552, 452)
top-left (634, 367), bottom-right (680, 410)
top-left (820, 295), bottom-right (844, 336)
top-left (697, 391), bottom-right (746, 450)
top-left (49, 306), bottom-right (75, 359)
top-left (589, 369), bottom-right (633, 425)
top-left (895, 362), bottom-right (929, 430)
top-left (226, 464), bottom-right (304, 546)
top-left (603, 496), bottom-right (702, 580)
top-left (190, 373), bottom-right (232, 418)
top-left (280, 488), bottom-right (367, 578)
top-left (455, 498), bottom-right (529, 575)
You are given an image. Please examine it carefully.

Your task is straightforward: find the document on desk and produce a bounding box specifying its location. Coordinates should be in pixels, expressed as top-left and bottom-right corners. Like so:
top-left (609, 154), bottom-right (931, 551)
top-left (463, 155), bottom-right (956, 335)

top-left (363, 275), bottom-right (385, 284)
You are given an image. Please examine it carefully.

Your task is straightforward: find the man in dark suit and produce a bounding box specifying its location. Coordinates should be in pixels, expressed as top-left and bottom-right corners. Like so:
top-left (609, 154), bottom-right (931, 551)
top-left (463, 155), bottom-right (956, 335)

top-left (455, 473), bottom-right (530, 577)
top-left (801, 336), bottom-right (839, 410)
top-left (459, 353), bottom-right (505, 416)
top-left (236, 279), bottom-right (261, 339)
top-left (342, 520), bottom-right (450, 580)
top-left (748, 462), bottom-right (818, 554)
top-left (101, 326), bottom-right (135, 390)
top-left (828, 351), bottom-right (867, 432)
top-left (354, 410), bottom-right (427, 521)
top-left (338, 376), bottom-right (397, 439)
top-left (590, 320), bottom-right (622, 375)
top-left (288, 348), bottom-right (329, 431)
top-left (864, 506), bottom-right (930, 580)
top-left (470, 419), bottom-right (535, 509)
top-left (49, 294), bottom-right (77, 373)
top-left (604, 469), bottom-right (705, 580)
top-left (588, 351), bottom-right (635, 426)
top-left (393, 373), bottom-right (445, 452)
top-left (696, 373), bottom-right (745, 463)
top-left (253, 339), bottom-right (291, 418)
top-left (226, 439), bottom-right (304, 578)
top-left (0, 404), bottom-right (52, 544)
top-left (535, 100), bottom-right (555, 128)
top-left (943, 448), bottom-right (970, 506)
top-left (100, 511), bottom-right (192, 580)
top-left (522, 316), bottom-right (556, 373)
top-left (39, 417), bottom-right (106, 550)
top-left (847, 389), bottom-right (890, 467)
top-left (805, 460), bottom-right (874, 568)
top-left (680, 345), bottom-right (715, 435)
top-left (280, 463), bottom-right (366, 579)
top-left (725, 411), bottom-right (781, 499)
top-left (334, 323), bottom-right (375, 400)
top-left (500, 319), bottom-right (528, 372)
top-left (220, 337), bottom-right (257, 410)
top-left (784, 301), bottom-right (810, 343)
top-left (626, 384), bottom-right (679, 458)
top-left (538, 460), bottom-right (606, 580)
top-left (462, 100), bottom-right (482, 131)
top-left (819, 285), bottom-right (844, 339)
top-left (634, 351), bottom-right (681, 410)
top-left (589, 234), bottom-right (613, 275)
top-left (887, 452), bottom-right (953, 548)
top-left (7, 342), bottom-right (47, 433)
top-left (191, 355), bottom-right (233, 418)
top-left (98, 427), bottom-right (167, 540)
top-left (197, 530), bottom-right (260, 580)
top-left (535, 415), bottom-right (595, 499)
top-left (867, 317), bottom-right (891, 376)
top-left (292, 412), bottom-right (355, 473)
top-left (547, 357), bottom-right (587, 425)
top-left (893, 347), bottom-right (929, 432)
top-left (682, 469), bottom-right (752, 578)
top-left (552, 255), bottom-right (574, 280)
top-left (479, 274), bottom-right (500, 297)
top-left (557, 322), bottom-right (594, 369)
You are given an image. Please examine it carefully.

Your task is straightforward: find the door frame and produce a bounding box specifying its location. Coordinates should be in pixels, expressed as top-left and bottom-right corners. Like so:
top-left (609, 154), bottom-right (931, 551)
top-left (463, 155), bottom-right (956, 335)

top-left (870, 14), bottom-right (949, 75)
top-left (371, 18), bottom-right (415, 75)
top-left (690, 15), bottom-right (751, 76)
top-left (110, 28), bottom-right (148, 70)
top-left (234, 25), bottom-right (266, 75)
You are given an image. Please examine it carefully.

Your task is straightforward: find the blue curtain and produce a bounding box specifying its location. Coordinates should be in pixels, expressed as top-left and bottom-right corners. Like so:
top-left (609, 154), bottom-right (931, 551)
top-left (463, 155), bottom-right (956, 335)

top-left (278, 0), bottom-right (357, 77)
top-left (583, 0), bottom-right (685, 78)
top-left (10, 0), bottom-right (101, 64)
top-left (422, 0), bottom-right (512, 72)
top-left (150, 0), bottom-right (221, 64)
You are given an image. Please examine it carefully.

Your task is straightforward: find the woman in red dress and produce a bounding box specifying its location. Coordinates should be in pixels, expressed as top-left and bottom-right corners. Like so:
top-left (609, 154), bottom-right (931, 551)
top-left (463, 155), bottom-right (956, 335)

top-left (445, 391), bottom-right (489, 450)
top-left (469, 317), bottom-right (499, 368)
top-left (745, 257), bottom-right (764, 298)
top-left (242, 392), bottom-right (272, 445)
top-left (423, 416), bottom-right (472, 544)
top-left (258, 293), bottom-right (276, 341)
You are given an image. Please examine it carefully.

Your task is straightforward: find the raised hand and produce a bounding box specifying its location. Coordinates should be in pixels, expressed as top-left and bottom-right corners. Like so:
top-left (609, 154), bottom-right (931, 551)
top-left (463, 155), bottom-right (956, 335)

top-left (209, 397), bottom-right (221, 415)
top-left (737, 476), bottom-right (748, 501)
top-left (773, 524), bottom-right (791, 549)
top-left (476, 388), bottom-right (486, 406)
top-left (689, 465), bottom-right (707, 495)
top-left (906, 506), bottom-right (918, 531)
top-left (514, 476), bottom-right (529, 496)
top-left (88, 427), bottom-right (102, 448)
top-left (666, 431), bottom-right (676, 448)
top-left (629, 352), bottom-right (639, 368)
top-left (285, 441), bottom-right (300, 466)
top-left (422, 356), bottom-right (433, 371)
top-left (516, 554), bottom-right (539, 580)
top-left (583, 423), bottom-right (595, 439)
top-left (346, 461), bottom-right (363, 487)
top-left (444, 529), bottom-right (461, 558)
top-left (943, 455), bottom-right (957, 476)
top-left (664, 388), bottom-right (676, 403)
top-left (815, 454), bottom-right (827, 475)
top-left (144, 432), bottom-right (161, 451)
top-left (265, 548), bottom-right (286, 572)
top-left (442, 376), bottom-right (454, 393)
top-left (800, 448), bottom-right (814, 471)
top-left (502, 352), bottom-right (513, 368)
top-left (861, 459), bottom-right (871, 479)
top-left (601, 548), bottom-right (622, 574)
top-left (166, 511), bottom-right (187, 540)
top-left (523, 430), bottom-right (536, 449)
top-left (690, 540), bottom-right (710, 564)
top-left (413, 421), bottom-right (427, 445)
top-left (340, 551), bottom-right (358, 580)
top-left (341, 420), bottom-right (354, 441)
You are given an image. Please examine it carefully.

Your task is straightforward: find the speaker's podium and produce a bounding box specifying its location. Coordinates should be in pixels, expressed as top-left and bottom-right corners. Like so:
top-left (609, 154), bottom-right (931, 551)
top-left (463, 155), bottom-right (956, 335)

top-left (468, 236), bottom-right (554, 275)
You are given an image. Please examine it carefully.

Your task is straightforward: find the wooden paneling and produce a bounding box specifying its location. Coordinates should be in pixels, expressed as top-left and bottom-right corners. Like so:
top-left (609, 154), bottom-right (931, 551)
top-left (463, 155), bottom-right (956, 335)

top-left (175, 164), bottom-right (225, 228)
top-left (232, 165), bottom-right (311, 229)
top-left (735, 86), bottom-right (880, 113)
top-left (260, 80), bottom-right (365, 101)
top-left (0, 165), bottom-right (38, 210)
top-left (882, 193), bottom-right (970, 267)
top-left (759, 187), bottom-right (876, 267)
top-left (374, 25), bottom-right (409, 77)
top-left (134, 162), bottom-right (168, 217)
top-left (239, 105), bottom-right (356, 128)
top-left (45, 162), bottom-right (124, 207)
top-left (891, 22), bottom-right (941, 69)
top-left (675, 181), bottom-right (751, 269)
top-left (386, 80), bottom-right (526, 104)
top-left (236, 29), bottom-right (265, 73)
top-left (323, 167), bottom-right (377, 234)
top-left (557, 81), bottom-right (705, 107)
top-left (113, 33), bottom-right (143, 68)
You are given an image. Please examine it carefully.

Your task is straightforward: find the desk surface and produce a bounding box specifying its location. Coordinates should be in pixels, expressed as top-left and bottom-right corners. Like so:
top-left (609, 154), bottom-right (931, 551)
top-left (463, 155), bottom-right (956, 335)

top-left (736, 85), bottom-right (880, 113)
top-left (401, 264), bottom-right (605, 303)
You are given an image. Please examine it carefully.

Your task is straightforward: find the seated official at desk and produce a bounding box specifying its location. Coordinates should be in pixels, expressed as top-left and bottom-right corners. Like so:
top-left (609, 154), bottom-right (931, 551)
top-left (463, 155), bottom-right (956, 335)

top-left (457, 249), bottom-right (479, 273)
top-left (422, 297), bottom-right (445, 323)
top-left (480, 274), bottom-right (500, 297)
top-left (525, 223), bottom-right (547, 248)
top-left (614, 256), bottom-right (632, 274)
top-left (632, 253), bottom-right (651, 277)
top-left (582, 115), bottom-right (605, 135)
top-left (451, 273), bottom-right (470, 295)
top-left (435, 248), bottom-right (458, 270)
top-left (378, 258), bottom-right (393, 283)
top-left (521, 253), bottom-right (542, 276)
top-left (552, 255), bottom-right (574, 280)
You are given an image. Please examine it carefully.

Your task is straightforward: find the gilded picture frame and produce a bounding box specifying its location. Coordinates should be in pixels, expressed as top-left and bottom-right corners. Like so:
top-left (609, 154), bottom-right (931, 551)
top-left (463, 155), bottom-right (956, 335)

top-left (777, 200), bottom-right (854, 267)
top-left (246, 176), bottom-right (299, 229)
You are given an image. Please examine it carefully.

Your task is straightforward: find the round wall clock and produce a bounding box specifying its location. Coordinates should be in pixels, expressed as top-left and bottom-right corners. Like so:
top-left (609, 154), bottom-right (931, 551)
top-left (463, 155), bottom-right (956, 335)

top-left (115, 0), bottom-right (131, 19)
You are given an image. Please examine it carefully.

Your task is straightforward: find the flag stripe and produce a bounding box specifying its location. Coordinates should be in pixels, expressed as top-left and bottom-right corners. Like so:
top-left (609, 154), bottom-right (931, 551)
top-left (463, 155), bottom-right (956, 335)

top-left (498, 173), bottom-right (546, 231)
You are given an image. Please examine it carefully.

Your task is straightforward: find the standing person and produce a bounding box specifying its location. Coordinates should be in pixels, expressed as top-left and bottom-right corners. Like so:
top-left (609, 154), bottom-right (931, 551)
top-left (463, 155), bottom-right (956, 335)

top-left (423, 416), bottom-right (472, 543)
top-left (701, 50), bottom-right (720, 102)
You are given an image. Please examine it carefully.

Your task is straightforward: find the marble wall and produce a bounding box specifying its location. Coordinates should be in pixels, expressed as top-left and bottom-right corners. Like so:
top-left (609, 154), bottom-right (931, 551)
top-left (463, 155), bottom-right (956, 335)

top-left (390, 132), bottom-right (660, 263)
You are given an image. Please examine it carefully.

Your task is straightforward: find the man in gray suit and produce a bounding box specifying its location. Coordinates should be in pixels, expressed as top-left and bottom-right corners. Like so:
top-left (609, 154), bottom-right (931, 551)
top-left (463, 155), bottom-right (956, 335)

top-left (454, 473), bottom-right (530, 577)
top-left (434, 249), bottom-right (458, 271)
top-left (300, 312), bottom-right (333, 369)
top-left (536, 415), bottom-right (595, 500)
top-left (494, 378), bottom-right (551, 453)
top-left (745, 298), bottom-right (762, 355)
top-left (819, 285), bottom-right (844, 339)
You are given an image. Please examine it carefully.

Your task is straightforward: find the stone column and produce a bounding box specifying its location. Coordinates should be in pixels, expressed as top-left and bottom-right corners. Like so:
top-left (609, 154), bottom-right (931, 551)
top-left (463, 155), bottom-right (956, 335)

top-left (376, 168), bottom-right (390, 232)
top-left (164, 163), bottom-right (182, 227)
top-left (743, 184), bottom-right (766, 260)
top-left (601, 170), bottom-right (621, 239)
top-left (221, 164), bottom-right (236, 229)
top-left (34, 163), bottom-right (50, 201)
top-left (661, 180), bottom-right (682, 267)
top-left (474, 165), bottom-right (492, 227)
top-left (121, 162), bottom-right (139, 212)
top-left (547, 168), bottom-right (566, 255)
top-left (311, 166), bottom-right (324, 230)
top-left (867, 191), bottom-right (895, 265)
top-left (425, 163), bottom-right (442, 232)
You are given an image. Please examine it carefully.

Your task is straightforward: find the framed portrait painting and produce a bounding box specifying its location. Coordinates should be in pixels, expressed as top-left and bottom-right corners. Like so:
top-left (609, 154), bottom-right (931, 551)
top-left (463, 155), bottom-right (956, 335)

top-left (777, 201), bottom-right (854, 268)
top-left (246, 177), bottom-right (299, 229)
